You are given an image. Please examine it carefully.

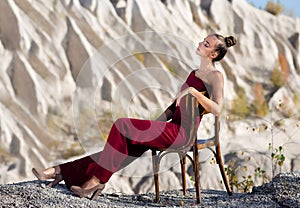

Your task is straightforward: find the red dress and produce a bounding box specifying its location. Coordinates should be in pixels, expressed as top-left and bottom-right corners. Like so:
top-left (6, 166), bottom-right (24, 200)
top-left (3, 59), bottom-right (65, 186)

top-left (60, 71), bottom-right (207, 188)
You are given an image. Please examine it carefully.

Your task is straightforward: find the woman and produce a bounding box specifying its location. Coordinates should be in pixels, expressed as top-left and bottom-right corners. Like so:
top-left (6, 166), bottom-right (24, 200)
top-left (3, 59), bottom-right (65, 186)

top-left (32, 34), bottom-right (236, 200)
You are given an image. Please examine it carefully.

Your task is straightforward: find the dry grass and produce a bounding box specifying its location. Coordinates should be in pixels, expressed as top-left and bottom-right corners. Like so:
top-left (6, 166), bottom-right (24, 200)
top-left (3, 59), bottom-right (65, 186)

top-left (133, 53), bottom-right (145, 65)
top-left (265, 1), bottom-right (284, 15)
top-left (230, 87), bottom-right (250, 119)
top-left (60, 142), bottom-right (85, 159)
top-left (278, 53), bottom-right (290, 81)
top-left (271, 67), bottom-right (284, 88)
top-left (251, 83), bottom-right (268, 117)
top-left (97, 111), bottom-right (115, 141)
top-left (159, 57), bottom-right (178, 76)
top-left (0, 147), bottom-right (14, 165)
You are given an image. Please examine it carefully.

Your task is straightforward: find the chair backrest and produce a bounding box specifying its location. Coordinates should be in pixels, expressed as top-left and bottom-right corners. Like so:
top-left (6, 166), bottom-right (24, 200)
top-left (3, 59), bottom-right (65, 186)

top-left (214, 116), bottom-right (220, 145)
top-left (180, 94), bottom-right (200, 150)
top-left (173, 94), bottom-right (219, 151)
top-left (194, 114), bottom-right (221, 150)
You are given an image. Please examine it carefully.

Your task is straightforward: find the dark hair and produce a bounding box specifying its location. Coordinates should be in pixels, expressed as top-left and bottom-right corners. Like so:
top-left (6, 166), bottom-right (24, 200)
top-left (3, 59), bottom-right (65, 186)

top-left (211, 34), bottom-right (236, 62)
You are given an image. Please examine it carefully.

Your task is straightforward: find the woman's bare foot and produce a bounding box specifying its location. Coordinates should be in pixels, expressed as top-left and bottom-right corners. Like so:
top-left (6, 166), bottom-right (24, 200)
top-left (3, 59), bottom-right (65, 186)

top-left (71, 176), bottom-right (105, 200)
top-left (81, 176), bottom-right (100, 189)
top-left (32, 166), bottom-right (62, 187)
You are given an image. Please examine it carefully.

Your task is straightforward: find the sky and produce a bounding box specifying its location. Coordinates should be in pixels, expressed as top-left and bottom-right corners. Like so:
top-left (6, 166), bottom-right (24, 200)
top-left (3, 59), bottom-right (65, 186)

top-left (247, 0), bottom-right (300, 17)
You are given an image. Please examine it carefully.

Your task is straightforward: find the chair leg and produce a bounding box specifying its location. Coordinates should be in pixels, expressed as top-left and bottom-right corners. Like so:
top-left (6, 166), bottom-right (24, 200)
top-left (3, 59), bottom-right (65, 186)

top-left (215, 143), bottom-right (232, 196)
top-left (193, 148), bottom-right (201, 204)
top-left (180, 154), bottom-right (187, 195)
top-left (152, 150), bottom-right (160, 202)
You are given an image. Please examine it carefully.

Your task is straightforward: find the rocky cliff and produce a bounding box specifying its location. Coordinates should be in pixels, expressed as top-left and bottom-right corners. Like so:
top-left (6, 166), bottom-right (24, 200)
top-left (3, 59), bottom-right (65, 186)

top-left (0, 0), bottom-right (300, 195)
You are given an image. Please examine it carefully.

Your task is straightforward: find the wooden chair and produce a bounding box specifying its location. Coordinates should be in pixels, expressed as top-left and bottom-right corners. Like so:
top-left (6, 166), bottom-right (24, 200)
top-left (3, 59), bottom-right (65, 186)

top-left (151, 94), bottom-right (232, 203)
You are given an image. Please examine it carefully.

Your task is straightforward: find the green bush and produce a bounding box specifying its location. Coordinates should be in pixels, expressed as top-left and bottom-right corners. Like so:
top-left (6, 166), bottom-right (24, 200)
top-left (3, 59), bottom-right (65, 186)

top-left (269, 143), bottom-right (286, 177)
top-left (225, 151), bottom-right (267, 193)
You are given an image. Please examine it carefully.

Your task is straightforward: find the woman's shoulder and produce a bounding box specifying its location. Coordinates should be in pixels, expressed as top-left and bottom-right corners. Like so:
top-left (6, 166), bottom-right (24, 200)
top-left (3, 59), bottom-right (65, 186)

top-left (206, 70), bottom-right (224, 86)
top-left (193, 68), bottom-right (223, 80)
top-left (209, 69), bottom-right (223, 77)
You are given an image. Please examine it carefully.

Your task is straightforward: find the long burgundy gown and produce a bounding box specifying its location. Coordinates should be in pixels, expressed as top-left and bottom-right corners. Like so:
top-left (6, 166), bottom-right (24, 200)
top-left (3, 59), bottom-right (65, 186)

top-left (60, 70), bottom-right (207, 188)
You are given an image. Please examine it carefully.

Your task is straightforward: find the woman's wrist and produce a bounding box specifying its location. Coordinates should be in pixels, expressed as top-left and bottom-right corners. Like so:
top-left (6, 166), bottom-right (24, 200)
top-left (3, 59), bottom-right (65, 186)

top-left (188, 87), bottom-right (196, 96)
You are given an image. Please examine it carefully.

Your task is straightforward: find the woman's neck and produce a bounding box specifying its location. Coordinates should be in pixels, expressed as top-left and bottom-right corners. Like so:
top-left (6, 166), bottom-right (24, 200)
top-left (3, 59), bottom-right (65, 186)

top-left (199, 57), bottom-right (213, 71)
top-left (195, 57), bottom-right (215, 82)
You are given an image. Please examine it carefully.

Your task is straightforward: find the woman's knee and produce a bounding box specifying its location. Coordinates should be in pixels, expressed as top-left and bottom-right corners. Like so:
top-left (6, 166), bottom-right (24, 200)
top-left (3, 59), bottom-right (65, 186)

top-left (113, 118), bottom-right (131, 132)
top-left (114, 118), bottom-right (129, 126)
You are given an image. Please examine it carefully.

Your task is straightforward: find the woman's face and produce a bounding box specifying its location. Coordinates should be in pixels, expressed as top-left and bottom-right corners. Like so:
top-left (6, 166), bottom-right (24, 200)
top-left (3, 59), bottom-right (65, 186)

top-left (196, 35), bottom-right (219, 58)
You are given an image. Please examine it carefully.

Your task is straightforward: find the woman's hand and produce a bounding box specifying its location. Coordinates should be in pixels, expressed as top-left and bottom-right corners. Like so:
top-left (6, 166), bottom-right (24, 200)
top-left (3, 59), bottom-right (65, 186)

top-left (173, 87), bottom-right (207, 107)
top-left (173, 70), bottom-right (224, 115)
top-left (173, 87), bottom-right (194, 106)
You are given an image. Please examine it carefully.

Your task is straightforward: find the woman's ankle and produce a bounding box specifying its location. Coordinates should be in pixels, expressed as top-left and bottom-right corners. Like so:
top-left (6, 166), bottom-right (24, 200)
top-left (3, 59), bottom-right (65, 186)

top-left (82, 176), bottom-right (100, 189)
top-left (54, 165), bottom-right (61, 174)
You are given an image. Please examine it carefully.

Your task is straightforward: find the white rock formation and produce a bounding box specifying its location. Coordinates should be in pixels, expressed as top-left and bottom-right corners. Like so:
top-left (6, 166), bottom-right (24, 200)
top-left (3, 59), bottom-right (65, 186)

top-left (0, 0), bottom-right (299, 194)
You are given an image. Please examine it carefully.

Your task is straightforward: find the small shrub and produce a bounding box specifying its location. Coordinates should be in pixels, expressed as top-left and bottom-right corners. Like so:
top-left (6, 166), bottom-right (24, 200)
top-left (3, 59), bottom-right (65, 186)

top-left (230, 87), bottom-right (250, 119)
top-left (97, 111), bottom-right (115, 141)
top-left (48, 139), bottom-right (85, 160)
top-left (273, 118), bottom-right (285, 127)
top-left (61, 143), bottom-right (85, 159)
top-left (0, 147), bottom-right (13, 164)
top-left (271, 67), bottom-right (284, 88)
top-left (225, 151), bottom-right (266, 193)
top-left (270, 54), bottom-right (289, 88)
top-left (278, 54), bottom-right (290, 81)
top-left (251, 83), bottom-right (269, 117)
top-left (293, 94), bottom-right (299, 106)
top-left (269, 143), bottom-right (286, 177)
top-left (265, 0), bottom-right (284, 16)
top-left (159, 57), bottom-right (178, 75)
top-left (133, 53), bottom-right (145, 64)
top-left (48, 140), bottom-right (61, 151)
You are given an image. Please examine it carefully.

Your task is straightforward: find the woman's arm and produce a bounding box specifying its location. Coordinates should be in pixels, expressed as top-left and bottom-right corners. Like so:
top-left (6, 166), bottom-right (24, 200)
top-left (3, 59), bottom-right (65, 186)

top-left (175, 71), bottom-right (224, 116)
top-left (192, 71), bottom-right (224, 116)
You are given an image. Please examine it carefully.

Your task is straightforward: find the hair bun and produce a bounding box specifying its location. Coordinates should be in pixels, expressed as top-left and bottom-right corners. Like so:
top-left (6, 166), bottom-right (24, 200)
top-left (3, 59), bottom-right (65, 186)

top-left (225, 36), bottom-right (236, 48)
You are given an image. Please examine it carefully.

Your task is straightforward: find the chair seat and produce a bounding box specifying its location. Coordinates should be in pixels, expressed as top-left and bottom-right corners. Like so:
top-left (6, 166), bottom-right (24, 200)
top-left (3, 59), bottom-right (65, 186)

top-left (197, 138), bottom-right (215, 144)
top-left (152, 145), bottom-right (191, 152)
top-left (196, 138), bottom-right (216, 149)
